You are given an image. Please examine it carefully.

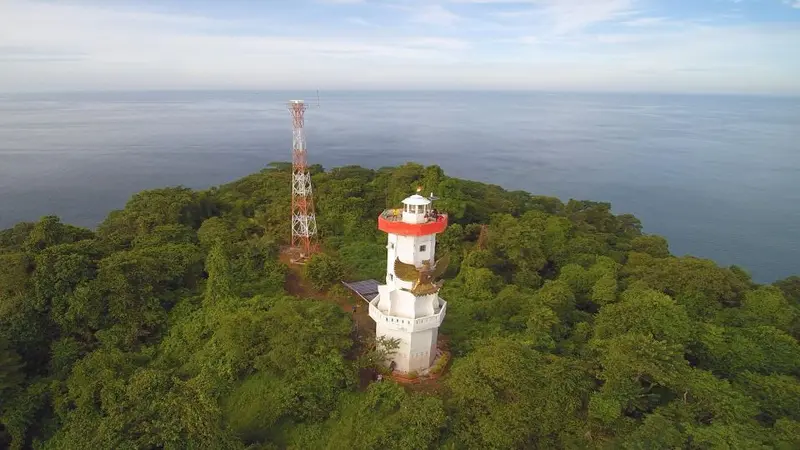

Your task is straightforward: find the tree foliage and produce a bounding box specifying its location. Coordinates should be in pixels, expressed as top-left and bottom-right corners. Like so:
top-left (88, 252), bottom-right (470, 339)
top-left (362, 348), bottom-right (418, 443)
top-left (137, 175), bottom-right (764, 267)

top-left (0, 163), bottom-right (797, 449)
top-left (304, 253), bottom-right (346, 291)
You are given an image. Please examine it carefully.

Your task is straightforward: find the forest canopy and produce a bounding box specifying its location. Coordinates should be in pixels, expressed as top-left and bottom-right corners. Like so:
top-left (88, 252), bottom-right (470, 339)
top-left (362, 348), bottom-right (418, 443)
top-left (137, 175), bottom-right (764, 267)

top-left (1, 162), bottom-right (799, 449)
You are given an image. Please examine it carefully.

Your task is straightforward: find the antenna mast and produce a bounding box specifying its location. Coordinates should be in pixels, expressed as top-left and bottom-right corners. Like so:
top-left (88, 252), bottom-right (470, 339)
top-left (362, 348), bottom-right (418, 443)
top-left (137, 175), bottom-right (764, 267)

top-left (288, 100), bottom-right (318, 262)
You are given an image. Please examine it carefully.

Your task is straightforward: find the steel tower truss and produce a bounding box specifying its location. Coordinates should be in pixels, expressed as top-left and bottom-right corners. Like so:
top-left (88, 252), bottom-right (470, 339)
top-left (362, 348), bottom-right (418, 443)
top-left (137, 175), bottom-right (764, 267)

top-left (288, 100), bottom-right (318, 259)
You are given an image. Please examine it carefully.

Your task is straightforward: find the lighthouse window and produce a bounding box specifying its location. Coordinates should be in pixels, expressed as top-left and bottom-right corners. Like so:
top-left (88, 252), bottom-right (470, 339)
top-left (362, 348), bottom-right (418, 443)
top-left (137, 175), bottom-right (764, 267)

top-left (420, 244), bottom-right (427, 252)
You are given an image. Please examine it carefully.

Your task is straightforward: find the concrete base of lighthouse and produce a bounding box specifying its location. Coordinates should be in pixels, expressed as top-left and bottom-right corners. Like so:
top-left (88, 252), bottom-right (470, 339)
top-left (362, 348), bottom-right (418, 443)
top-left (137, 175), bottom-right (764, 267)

top-left (368, 295), bottom-right (447, 374)
top-left (377, 324), bottom-right (437, 373)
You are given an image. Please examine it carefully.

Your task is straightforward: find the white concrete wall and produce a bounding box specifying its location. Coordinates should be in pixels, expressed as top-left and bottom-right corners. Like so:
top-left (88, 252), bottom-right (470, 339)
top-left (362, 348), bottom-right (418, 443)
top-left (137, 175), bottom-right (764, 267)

top-left (386, 232), bottom-right (437, 288)
top-left (376, 322), bottom-right (438, 373)
top-left (402, 211), bottom-right (427, 224)
top-left (376, 288), bottom-right (437, 319)
top-left (408, 327), bottom-right (437, 370)
top-left (376, 325), bottom-right (411, 372)
top-left (370, 297), bottom-right (446, 331)
top-left (374, 223), bottom-right (444, 373)
top-left (394, 234), bottom-right (436, 267)
top-left (376, 284), bottom-right (392, 313)
top-left (426, 327), bottom-right (438, 367)
top-left (385, 233), bottom-right (398, 285)
top-left (391, 289), bottom-right (415, 318)
top-left (396, 290), bottom-right (437, 318)
top-left (413, 292), bottom-right (437, 317)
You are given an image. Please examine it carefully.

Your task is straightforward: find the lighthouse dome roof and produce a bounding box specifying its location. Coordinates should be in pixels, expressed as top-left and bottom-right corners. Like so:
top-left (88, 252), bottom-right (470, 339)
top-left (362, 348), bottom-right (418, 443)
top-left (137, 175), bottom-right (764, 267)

top-left (402, 194), bottom-right (431, 206)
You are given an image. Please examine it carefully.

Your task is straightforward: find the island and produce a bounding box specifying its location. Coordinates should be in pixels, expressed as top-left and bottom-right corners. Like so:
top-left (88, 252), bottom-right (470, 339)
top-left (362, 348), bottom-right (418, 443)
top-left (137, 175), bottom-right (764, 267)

top-left (1, 162), bottom-right (798, 449)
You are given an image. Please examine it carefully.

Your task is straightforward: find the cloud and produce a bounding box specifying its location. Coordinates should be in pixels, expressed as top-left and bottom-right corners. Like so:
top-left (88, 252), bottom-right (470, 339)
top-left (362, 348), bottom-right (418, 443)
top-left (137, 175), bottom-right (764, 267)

top-left (0, 0), bottom-right (473, 91)
top-left (0, 46), bottom-right (87, 62)
top-left (346, 17), bottom-right (374, 27)
top-left (411, 5), bottom-right (461, 26)
top-left (458, 0), bottom-right (637, 34)
top-left (0, 0), bottom-right (798, 94)
top-left (517, 36), bottom-right (542, 45)
top-left (536, 0), bottom-right (637, 34)
top-left (0, 1), bottom-right (465, 60)
top-left (621, 17), bottom-right (668, 27)
top-left (592, 33), bottom-right (644, 44)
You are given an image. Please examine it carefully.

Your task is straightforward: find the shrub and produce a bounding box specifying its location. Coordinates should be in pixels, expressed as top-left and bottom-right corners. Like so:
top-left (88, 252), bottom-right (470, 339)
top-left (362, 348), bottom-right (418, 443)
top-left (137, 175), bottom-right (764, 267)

top-left (328, 284), bottom-right (350, 300)
top-left (304, 253), bottom-right (346, 290)
top-left (430, 352), bottom-right (450, 375)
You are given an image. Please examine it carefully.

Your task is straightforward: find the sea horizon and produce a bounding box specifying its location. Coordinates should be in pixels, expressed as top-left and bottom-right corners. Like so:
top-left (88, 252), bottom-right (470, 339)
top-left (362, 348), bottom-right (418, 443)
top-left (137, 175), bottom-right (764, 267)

top-left (1, 90), bottom-right (798, 283)
top-left (3, 88), bottom-right (799, 99)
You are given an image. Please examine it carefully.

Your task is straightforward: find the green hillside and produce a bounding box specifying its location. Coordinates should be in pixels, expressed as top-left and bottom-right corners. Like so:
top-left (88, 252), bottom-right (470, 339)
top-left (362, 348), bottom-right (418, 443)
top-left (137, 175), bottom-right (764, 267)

top-left (1, 162), bottom-right (799, 449)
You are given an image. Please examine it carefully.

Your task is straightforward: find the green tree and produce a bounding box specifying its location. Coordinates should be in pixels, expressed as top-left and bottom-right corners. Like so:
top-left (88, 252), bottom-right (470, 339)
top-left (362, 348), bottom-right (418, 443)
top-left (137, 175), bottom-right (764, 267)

top-left (620, 413), bottom-right (684, 449)
top-left (0, 253), bottom-right (30, 299)
top-left (594, 289), bottom-right (692, 347)
top-left (205, 243), bottom-right (234, 305)
top-left (32, 240), bottom-right (100, 335)
top-left (736, 372), bottom-right (800, 424)
top-left (358, 335), bottom-right (401, 372)
top-left (86, 243), bottom-right (203, 348)
top-left (2, 163), bottom-right (799, 449)
top-left (320, 382), bottom-right (446, 450)
top-left (304, 254), bottom-right (346, 291)
top-left (774, 276), bottom-right (800, 305)
top-left (132, 223), bottom-right (196, 248)
top-left (630, 235), bottom-right (670, 258)
top-left (694, 324), bottom-right (800, 377)
top-left (772, 419), bottom-right (800, 449)
top-left (97, 187), bottom-right (210, 247)
top-left (732, 286), bottom-right (795, 331)
top-left (530, 280), bottom-right (575, 321)
top-left (621, 253), bottom-right (747, 319)
top-left (447, 338), bottom-right (593, 449)
top-left (223, 372), bottom-right (289, 443)
top-left (591, 333), bottom-right (689, 423)
top-left (198, 216), bottom-right (235, 249)
top-left (0, 337), bottom-right (24, 399)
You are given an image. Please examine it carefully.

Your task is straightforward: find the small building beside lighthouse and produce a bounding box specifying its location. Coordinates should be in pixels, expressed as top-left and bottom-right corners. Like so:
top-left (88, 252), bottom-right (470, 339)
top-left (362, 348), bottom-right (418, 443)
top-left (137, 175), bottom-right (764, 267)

top-left (367, 192), bottom-right (449, 374)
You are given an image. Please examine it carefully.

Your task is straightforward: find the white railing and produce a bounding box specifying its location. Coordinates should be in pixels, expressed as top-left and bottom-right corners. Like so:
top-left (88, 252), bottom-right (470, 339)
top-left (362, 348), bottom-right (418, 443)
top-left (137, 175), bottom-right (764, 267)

top-left (368, 300), bottom-right (447, 333)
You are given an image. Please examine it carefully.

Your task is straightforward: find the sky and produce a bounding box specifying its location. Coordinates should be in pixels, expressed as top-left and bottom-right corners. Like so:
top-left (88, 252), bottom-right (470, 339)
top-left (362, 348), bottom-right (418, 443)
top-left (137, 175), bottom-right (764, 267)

top-left (0, 0), bottom-right (799, 94)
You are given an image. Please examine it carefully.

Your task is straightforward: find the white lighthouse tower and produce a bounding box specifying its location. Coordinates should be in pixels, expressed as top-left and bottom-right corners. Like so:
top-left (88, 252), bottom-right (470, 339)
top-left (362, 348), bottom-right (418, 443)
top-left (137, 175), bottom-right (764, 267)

top-left (368, 191), bottom-right (449, 374)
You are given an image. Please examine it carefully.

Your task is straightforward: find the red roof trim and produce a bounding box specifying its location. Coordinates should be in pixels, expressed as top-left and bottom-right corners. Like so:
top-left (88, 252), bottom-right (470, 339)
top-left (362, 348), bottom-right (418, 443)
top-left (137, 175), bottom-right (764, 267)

top-left (378, 214), bottom-right (448, 236)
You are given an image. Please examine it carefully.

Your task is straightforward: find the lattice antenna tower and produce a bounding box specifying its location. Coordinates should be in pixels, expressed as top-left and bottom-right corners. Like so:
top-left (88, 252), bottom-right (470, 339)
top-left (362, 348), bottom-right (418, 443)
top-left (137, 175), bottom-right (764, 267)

top-left (288, 100), bottom-right (318, 260)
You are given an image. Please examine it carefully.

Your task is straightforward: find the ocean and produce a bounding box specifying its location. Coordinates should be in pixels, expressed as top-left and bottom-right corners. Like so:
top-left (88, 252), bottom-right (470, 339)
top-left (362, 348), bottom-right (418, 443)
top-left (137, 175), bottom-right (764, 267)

top-left (0, 91), bottom-right (798, 283)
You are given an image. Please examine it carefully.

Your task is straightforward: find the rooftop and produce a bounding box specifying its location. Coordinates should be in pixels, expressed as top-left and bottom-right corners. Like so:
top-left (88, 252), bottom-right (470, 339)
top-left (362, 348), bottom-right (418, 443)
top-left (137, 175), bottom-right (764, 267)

top-left (381, 209), bottom-right (446, 223)
top-left (378, 209), bottom-right (448, 236)
top-left (402, 194), bottom-right (431, 206)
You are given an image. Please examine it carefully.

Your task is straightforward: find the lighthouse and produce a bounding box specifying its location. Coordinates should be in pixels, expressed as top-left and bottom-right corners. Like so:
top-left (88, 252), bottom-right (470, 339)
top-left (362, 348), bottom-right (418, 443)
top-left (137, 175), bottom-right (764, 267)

top-left (368, 191), bottom-right (449, 374)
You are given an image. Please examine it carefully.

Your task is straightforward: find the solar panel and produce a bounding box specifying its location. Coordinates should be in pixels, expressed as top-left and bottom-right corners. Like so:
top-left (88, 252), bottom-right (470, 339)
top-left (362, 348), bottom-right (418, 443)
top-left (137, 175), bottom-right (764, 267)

top-left (342, 279), bottom-right (380, 301)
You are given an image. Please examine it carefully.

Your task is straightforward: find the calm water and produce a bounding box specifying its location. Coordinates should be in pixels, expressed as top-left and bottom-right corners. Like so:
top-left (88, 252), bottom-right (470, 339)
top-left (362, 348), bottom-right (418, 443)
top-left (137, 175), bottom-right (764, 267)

top-left (0, 91), bottom-right (798, 282)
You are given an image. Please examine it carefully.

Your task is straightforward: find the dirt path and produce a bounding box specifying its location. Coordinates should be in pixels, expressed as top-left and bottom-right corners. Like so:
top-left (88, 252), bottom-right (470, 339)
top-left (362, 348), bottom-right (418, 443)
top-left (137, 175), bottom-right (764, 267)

top-left (279, 249), bottom-right (448, 391)
top-left (280, 250), bottom-right (373, 323)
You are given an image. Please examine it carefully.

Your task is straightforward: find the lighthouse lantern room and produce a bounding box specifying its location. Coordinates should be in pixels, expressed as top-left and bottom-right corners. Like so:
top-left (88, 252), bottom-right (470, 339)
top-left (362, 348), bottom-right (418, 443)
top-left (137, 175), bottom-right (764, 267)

top-left (369, 191), bottom-right (449, 374)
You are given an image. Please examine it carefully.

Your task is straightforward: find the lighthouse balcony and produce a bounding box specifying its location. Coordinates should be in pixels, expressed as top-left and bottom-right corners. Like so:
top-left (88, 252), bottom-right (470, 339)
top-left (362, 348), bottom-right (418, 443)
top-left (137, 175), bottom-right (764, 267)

top-left (378, 209), bottom-right (448, 236)
top-left (368, 298), bottom-right (447, 333)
